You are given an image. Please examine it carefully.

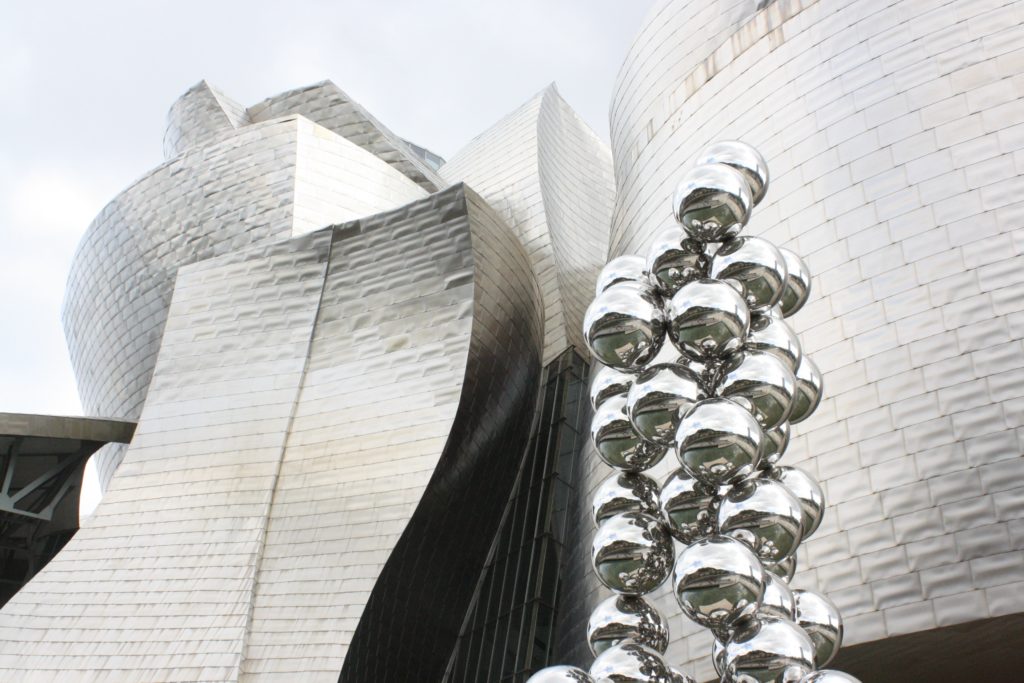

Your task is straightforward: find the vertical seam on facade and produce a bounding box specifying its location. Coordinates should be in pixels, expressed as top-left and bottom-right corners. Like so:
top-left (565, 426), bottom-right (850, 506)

top-left (235, 229), bottom-right (337, 680)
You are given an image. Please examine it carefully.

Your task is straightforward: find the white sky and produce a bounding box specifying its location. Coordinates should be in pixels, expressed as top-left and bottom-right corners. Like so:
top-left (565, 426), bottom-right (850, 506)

top-left (0, 1), bottom-right (655, 513)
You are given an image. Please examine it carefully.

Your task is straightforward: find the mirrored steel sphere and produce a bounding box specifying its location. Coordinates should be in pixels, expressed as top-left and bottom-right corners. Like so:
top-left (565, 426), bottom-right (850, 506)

top-left (676, 398), bottom-right (764, 487)
top-left (710, 237), bottom-right (788, 312)
top-left (718, 351), bottom-right (797, 430)
top-left (597, 255), bottom-right (650, 294)
top-left (593, 472), bottom-right (662, 526)
top-left (673, 163), bottom-right (753, 242)
top-left (592, 396), bottom-right (669, 472)
top-left (591, 365), bottom-right (635, 410)
top-left (761, 421), bottom-right (791, 469)
top-left (712, 638), bottom-right (728, 677)
top-left (627, 364), bottom-right (705, 445)
top-left (673, 536), bottom-right (766, 631)
top-left (668, 279), bottom-right (750, 361)
top-left (695, 141), bottom-right (770, 206)
top-left (718, 479), bottom-right (803, 563)
top-left (669, 668), bottom-right (695, 683)
top-left (587, 594), bottom-right (670, 656)
top-left (589, 641), bottom-right (673, 683)
top-left (800, 671), bottom-right (861, 683)
top-left (778, 248), bottom-right (812, 318)
top-left (592, 512), bottom-right (674, 595)
top-left (766, 555), bottom-right (797, 583)
top-left (724, 617), bottom-right (815, 683)
top-left (746, 312), bottom-right (801, 372)
top-left (646, 226), bottom-right (709, 295)
top-left (794, 590), bottom-right (843, 668)
top-left (527, 665), bottom-right (595, 683)
top-left (789, 356), bottom-right (824, 424)
top-left (659, 468), bottom-right (718, 544)
top-left (584, 282), bottom-right (667, 371)
top-left (769, 466), bottom-right (825, 539)
top-left (760, 571), bottom-right (797, 621)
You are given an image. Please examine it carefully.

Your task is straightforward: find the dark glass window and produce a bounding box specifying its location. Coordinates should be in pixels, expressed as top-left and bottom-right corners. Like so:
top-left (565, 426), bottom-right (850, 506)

top-left (443, 350), bottom-right (589, 682)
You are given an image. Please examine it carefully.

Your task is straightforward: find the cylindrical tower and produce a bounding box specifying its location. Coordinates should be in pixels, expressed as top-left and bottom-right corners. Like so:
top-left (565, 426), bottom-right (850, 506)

top-left (560, 1), bottom-right (1024, 680)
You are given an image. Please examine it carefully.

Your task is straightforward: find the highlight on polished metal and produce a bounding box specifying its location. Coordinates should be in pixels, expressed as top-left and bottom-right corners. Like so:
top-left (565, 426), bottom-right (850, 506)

top-left (659, 468), bottom-right (718, 544)
top-left (591, 511), bottom-right (674, 596)
top-left (717, 478), bottom-right (804, 563)
top-left (675, 397), bottom-right (764, 487)
top-left (626, 363), bottom-right (704, 445)
top-left (673, 535), bottom-right (767, 631)
top-left (717, 350), bottom-right (797, 430)
top-left (667, 278), bottom-right (750, 360)
top-left (569, 142), bottom-right (859, 682)
top-left (596, 254), bottom-right (649, 295)
top-left (646, 226), bottom-right (709, 295)
top-left (673, 163), bottom-right (752, 242)
top-left (589, 641), bottom-right (673, 683)
top-left (525, 665), bottom-right (595, 683)
top-left (592, 472), bottom-right (661, 525)
top-left (794, 589), bottom-right (844, 668)
top-left (586, 594), bottom-right (670, 656)
top-left (710, 236), bottom-right (788, 312)
top-left (584, 281), bottom-right (666, 370)
top-left (694, 140), bottom-right (769, 206)
top-left (724, 616), bottom-right (816, 683)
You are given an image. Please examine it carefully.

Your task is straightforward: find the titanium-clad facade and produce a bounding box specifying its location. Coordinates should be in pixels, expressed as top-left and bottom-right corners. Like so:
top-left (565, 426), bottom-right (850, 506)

top-left (0, 78), bottom-right (615, 682)
top-left (558, 1), bottom-right (1024, 681)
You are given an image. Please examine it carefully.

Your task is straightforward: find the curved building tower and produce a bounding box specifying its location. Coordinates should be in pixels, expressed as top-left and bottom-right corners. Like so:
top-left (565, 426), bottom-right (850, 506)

top-left (0, 81), bottom-right (614, 682)
top-left (558, 1), bottom-right (1024, 681)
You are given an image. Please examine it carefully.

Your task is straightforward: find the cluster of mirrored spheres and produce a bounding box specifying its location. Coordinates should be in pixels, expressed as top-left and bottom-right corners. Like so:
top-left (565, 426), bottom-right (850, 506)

top-left (528, 142), bottom-right (861, 683)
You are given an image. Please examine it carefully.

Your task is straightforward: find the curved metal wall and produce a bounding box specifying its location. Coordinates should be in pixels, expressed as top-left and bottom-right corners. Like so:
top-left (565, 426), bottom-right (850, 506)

top-left (0, 185), bottom-right (543, 682)
top-left (440, 85), bottom-right (615, 363)
top-left (63, 87), bottom-right (428, 489)
top-left (560, 0), bottom-right (1024, 680)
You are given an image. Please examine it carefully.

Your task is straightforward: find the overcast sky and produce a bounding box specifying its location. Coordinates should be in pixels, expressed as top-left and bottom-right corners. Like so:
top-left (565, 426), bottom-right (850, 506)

top-left (0, 0), bottom-right (654, 422)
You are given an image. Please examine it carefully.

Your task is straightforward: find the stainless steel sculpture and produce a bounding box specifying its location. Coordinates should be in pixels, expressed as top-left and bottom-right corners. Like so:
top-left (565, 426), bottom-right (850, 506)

top-left (532, 142), bottom-right (862, 683)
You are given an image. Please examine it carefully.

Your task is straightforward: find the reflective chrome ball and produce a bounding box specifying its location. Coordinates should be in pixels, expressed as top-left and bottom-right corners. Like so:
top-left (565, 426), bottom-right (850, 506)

top-left (789, 356), bottom-right (824, 424)
top-left (794, 589), bottom-right (843, 668)
top-left (591, 365), bottom-right (635, 410)
top-left (659, 468), bottom-right (718, 544)
top-left (766, 555), bottom-right (797, 583)
top-left (718, 479), bottom-right (804, 563)
top-left (676, 398), bottom-right (764, 487)
top-left (695, 140), bottom-right (770, 206)
top-left (584, 282), bottom-right (667, 371)
top-left (760, 571), bottom-right (797, 621)
top-left (778, 248), bottom-right (812, 318)
top-left (800, 671), bottom-right (861, 683)
top-left (593, 472), bottom-right (662, 526)
top-left (673, 163), bottom-right (753, 242)
top-left (596, 255), bottom-right (649, 295)
top-left (710, 236), bottom-right (788, 312)
top-left (527, 665), bottom-right (595, 683)
top-left (587, 594), bottom-right (670, 656)
top-left (718, 351), bottom-right (797, 430)
top-left (724, 616), bottom-right (816, 683)
top-left (668, 278), bottom-right (750, 361)
top-left (627, 364), bottom-right (705, 445)
top-left (746, 311), bottom-right (801, 372)
top-left (769, 466), bottom-right (825, 539)
top-left (712, 638), bottom-right (727, 677)
top-left (669, 667), bottom-right (695, 683)
top-left (673, 535), bottom-right (766, 631)
top-left (761, 421), bottom-right (791, 469)
top-left (646, 226), bottom-right (709, 295)
top-left (592, 512), bottom-right (674, 595)
top-left (589, 641), bottom-right (673, 683)
top-left (592, 396), bottom-right (668, 472)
